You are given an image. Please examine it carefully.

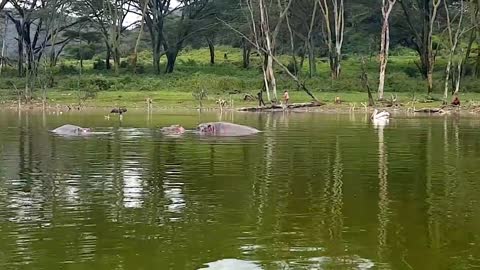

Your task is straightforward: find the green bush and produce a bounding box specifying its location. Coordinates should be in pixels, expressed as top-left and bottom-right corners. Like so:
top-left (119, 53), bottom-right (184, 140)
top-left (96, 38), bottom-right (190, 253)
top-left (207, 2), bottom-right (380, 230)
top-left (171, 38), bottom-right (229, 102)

top-left (93, 59), bottom-right (106, 70)
top-left (58, 63), bottom-right (78, 74)
top-left (403, 66), bottom-right (421, 78)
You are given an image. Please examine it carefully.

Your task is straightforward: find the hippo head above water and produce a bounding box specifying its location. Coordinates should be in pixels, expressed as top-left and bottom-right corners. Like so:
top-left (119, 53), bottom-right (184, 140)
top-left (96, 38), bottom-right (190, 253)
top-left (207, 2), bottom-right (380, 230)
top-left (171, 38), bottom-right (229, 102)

top-left (52, 124), bottom-right (92, 136)
top-left (160, 125), bottom-right (186, 135)
top-left (196, 123), bottom-right (214, 133)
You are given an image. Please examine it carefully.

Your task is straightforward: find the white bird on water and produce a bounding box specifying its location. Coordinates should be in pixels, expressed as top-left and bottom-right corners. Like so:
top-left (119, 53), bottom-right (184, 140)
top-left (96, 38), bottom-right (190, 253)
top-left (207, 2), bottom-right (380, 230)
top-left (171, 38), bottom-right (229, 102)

top-left (371, 109), bottom-right (390, 120)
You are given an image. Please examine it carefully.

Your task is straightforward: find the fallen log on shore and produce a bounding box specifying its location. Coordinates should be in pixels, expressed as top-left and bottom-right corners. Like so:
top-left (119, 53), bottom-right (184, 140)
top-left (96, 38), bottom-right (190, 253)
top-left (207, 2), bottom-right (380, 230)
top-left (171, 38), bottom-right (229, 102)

top-left (238, 101), bottom-right (325, 112)
top-left (414, 108), bottom-right (444, 113)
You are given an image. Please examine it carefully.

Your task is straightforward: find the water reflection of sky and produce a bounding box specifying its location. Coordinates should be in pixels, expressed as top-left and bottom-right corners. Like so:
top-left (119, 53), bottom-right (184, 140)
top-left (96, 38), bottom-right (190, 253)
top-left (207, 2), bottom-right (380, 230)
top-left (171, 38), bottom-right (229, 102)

top-left (163, 164), bottom-right (185, 219)
top-left (122, 160), bottom-right (144, 208)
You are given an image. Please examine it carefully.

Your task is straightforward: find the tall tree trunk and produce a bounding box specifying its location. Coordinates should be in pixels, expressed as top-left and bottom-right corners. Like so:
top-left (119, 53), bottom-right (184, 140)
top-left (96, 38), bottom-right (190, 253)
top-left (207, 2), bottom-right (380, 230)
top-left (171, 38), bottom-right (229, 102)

top-left (307, 2), bottom-right (318, 77)
top-left (165, 49), bottom-right (178, 73)
top-left (476, 50), bottom-right (480, 77)
top-left (151, 33), bottom-right (163, 74)
top-left (308, 40), bottom-right (316, 77)
top-left (153, 50), bottom-right (160, 74)
top-left (113, 45), bottom-right (120, 73)
top-left (361, 58), bottom-right (375, 106)
top-left (106, 46), bottom-right (111, 70)
top-left (444, 52), bottom-right (454, 100)
top-left (453, 60), bottom-right (461, 94)
top-left (426, 0), bottom-right (441, 95)
top-left (258, 0), bottom-right (280, 101)
top-left (443, 0), bottom-right (464, 102)
top-left (242, 38), bottom-right (251, 68)
top-left (0, 13), bottom-right (7, 75)
top-left (207, 37), bottom-right (215, 64)
top-left (462, 28), bottom-right (476, 75)
top-left (285, 14), bottom-right (298, 75)
top-left (318, 0), bottom-right (344, 79)
top-left (378, 0), bottom-right (396, 101)
top-left (400, 0), bottom-right (441, 95)
top-left (299, 49), bottom-right (305, 69)
top-left (133, 0), bottom-right (148, 73)
top-left (17, 38), bottom-right (24, 77)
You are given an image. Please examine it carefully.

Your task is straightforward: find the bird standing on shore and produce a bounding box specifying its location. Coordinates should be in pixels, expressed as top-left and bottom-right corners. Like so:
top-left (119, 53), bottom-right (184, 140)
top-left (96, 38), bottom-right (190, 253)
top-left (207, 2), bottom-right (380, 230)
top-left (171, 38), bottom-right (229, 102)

top-left (110, 107), bottom-right (127, 121)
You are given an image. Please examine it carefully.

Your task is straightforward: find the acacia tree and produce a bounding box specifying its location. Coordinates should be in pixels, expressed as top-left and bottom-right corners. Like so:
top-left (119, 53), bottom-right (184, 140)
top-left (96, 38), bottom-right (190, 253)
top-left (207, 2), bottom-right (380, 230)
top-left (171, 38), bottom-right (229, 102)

top-left (107, 0), bottom-right (133, 73)
top-left (378, 0), bottom-right (396, 101)
top-left (399, 0), bottom-right (441, 95)
top-left (460, 0), bottom-right (478, 77)
top-left (164, 0), bottom-right (214, 73)
top-left (245, 0), bottom-right (292, 102)
top-left (139, 0), bottom-right (173, 74)
top-left (289, 0), bottom-right (320, 77)
top-left (317, 0), bottom-right (345, 79)
top-left (132, 0), bottom-right (148, 73)
top-left (442, 0), bottom-right (467, 101)
top-left (7, 0), bottom-right (83, 100)
top-left (81, 0), bottom-right (133, 72)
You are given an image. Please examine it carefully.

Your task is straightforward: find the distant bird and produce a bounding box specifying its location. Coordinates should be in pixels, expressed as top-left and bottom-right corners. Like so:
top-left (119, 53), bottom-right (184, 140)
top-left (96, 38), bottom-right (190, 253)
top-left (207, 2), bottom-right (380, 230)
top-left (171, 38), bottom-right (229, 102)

top-left (371, 109), bottom-right (390, 120)
top-left (110, 108), bottom-right (127, 114)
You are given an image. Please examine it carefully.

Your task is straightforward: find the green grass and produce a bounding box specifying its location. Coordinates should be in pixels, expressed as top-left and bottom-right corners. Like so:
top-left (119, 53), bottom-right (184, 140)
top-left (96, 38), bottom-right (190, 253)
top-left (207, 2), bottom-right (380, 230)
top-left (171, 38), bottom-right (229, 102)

top-left (0, 45), bottom-right (479, 109)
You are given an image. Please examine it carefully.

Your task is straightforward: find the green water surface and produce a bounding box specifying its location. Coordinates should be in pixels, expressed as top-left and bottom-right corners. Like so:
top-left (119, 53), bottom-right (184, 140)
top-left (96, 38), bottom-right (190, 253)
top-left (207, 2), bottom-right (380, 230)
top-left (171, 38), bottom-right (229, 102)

top-left (0, 110), bottom-right (479, 270)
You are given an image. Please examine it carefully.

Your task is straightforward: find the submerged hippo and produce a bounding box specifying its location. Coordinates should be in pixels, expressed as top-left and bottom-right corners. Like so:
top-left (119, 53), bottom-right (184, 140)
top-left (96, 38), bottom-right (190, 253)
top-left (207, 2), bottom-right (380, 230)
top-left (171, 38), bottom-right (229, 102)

top-left (52, 124), bottom-right (91, 136)
top-left (196, 122), bottom-right (260, 136)
top-left (160, 125), bottom-right (186, 136)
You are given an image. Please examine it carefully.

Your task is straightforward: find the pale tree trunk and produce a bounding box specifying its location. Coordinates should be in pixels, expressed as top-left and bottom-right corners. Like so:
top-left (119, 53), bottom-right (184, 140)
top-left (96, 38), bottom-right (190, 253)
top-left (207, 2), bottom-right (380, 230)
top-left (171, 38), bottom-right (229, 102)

top-left (133, 0), bottom-right (148, 73)
top-left (400, 0), bottom-right (441, 95)
top-left (245, 0), bottom-right (270, 100)
top-left (0, 12), bottom-right (7, 75)
top-left (318, 0), bottom-right (344, 79)
top-left (443, 0), bottom-right (465, 102)
top-left (107, 0), bottom-right (130, 74)
top-left (252, 0), bottom-right (292, 102)
top-left (453, 60), bottom-right (461, 95)
top-left (258, 0), bottom-right (277, 101)
top-left (239, 0), bottom-right (317, 101)
top-left (378, 0), bottom-right (396, 101)
top-left (307, 2), bottom-right (318, 77)
top-left (427, 0), bottom-right (441, 95)
top-left (285, 14), bottom-right (298, 75)
top-left (333, 0), bottom-right (344, 78)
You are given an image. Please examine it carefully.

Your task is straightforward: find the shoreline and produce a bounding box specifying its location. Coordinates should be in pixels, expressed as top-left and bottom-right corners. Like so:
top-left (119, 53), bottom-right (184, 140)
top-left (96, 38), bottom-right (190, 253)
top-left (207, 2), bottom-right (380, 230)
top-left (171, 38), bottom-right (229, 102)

top-left (0, 100), bottom-right (477, 116)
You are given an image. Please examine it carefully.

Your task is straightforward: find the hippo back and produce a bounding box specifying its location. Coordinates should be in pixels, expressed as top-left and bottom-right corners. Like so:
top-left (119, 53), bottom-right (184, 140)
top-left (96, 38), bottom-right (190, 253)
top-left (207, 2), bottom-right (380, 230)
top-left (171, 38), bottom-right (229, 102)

top-left (52, 124), bottom-right (84, 135)
top-left (197, 122), bottom-right (260, 136)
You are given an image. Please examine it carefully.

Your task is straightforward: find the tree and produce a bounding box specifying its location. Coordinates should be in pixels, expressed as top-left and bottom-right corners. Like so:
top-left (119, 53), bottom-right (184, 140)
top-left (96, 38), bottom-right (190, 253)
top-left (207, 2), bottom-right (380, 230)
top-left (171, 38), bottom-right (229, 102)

top-left (442, 0), bottom-right (467, 101)
top-left (6, 0), bottom-right (84, 100)
top-left (163, 0), bottom-right (214, 73)
top-left (317, 0), bottom-right (345, 79)
top-left (245, 0), bottom-right (293, 102)
top-left (399, 0), bottom-right (441, 95)
top-left (132, 0), bottom-right (149, 73)
top-left (289, 0), bottom-right (320, 77)
top-left (378, 0), bottom-right (396, 101)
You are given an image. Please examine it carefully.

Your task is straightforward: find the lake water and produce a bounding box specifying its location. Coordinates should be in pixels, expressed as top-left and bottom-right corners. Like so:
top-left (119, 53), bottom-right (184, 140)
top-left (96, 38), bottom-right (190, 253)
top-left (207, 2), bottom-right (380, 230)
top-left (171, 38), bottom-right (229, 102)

top-left (0, 109), bottom-right (479, 270)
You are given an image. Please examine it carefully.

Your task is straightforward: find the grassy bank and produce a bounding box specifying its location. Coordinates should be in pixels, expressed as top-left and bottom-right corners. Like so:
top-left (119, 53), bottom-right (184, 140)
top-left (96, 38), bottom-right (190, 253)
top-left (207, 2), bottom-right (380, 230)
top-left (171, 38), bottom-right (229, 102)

top-left (0, 46), bottom-right (479, 109)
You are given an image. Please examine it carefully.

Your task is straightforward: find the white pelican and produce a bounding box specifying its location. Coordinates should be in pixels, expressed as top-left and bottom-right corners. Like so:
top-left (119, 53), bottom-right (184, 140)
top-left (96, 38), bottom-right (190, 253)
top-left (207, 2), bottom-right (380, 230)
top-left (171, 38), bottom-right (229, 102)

top-left (371, 109), bottom-right (390, 120)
